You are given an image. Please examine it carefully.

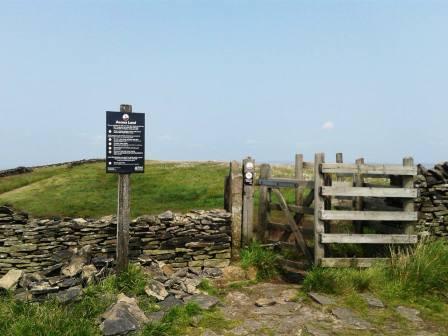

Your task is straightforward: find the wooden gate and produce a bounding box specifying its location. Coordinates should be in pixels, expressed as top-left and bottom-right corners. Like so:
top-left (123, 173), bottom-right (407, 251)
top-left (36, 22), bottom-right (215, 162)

top-left (314, 154), bottom-right (418, 267)
top-left (257, 155), bottom-right (315, 264)
top-left (226, 153), bottom-right (419, 268)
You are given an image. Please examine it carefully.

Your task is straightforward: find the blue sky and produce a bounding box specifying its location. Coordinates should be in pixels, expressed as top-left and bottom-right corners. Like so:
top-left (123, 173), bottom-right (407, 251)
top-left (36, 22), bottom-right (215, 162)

top-left (1, 1), bottom-right (447, 169)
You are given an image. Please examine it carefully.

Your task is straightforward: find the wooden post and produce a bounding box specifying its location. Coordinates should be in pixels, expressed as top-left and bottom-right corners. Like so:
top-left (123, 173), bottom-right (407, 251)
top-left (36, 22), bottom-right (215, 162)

top-left (403, 157), bottom-right (415, 235)
top-left (314, 153), bottom-right (325, 265)
top-left (258, 164), bottom-right (272, 242)
top-left (242, 157), bottom-right (255, 245)
top-left (336, 153), bottom-right (343, 182)
top-left (230, 161), bottom-right (243, 259)
top-left (295, 154), bottom-right (304, 207)
top-left (295, 154), bottom-right (304, 225)
top-left (354, 158), bottom-right (365, 233)
top-left (116, 104), bottom-right (132, 273)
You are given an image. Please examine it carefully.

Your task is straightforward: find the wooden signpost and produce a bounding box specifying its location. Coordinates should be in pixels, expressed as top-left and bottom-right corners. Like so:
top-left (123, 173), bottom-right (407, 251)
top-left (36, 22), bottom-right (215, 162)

top-left (106, 104), bottom-right (145, 273)
top-left (242, 157), bottom-right (255, 244)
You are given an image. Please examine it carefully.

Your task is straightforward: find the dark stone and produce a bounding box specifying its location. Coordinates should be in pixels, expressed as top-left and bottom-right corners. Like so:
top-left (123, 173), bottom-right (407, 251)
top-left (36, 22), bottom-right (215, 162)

top-left (101, 308), bottom-right (139, 336)
top-left (159, 295), bottom-right (184, 311)
top-left (183, 294), bottom-right (220, 310)
top-left (59, 277), bottom-right (81, 289)
top-left (52, 286), bottom-right (82, 304)
top-left (308, 292), bottom-right (335, 305)
top-left (331, 307), bottom-right (372, 330)
top-left (42, 263), bottom-right (64, 277)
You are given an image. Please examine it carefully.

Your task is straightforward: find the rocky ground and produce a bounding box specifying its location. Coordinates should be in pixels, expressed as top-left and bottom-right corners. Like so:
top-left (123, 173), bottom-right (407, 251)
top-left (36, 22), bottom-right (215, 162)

top-left (0, 255), bottom-right (444, 336)
top-left (206, 282), bottom-right (439, 336)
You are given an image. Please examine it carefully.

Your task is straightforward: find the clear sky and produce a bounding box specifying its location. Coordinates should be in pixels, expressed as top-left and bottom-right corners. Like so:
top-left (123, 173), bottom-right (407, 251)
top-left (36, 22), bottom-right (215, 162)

top-left (1, 1), bottom-right (447, 169)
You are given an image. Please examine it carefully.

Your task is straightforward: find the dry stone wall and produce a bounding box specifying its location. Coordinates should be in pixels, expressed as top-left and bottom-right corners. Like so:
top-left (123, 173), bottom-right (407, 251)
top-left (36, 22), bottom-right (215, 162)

top-left (0, 206), bottom-right (231, 275)
top-left (415, 162), bottom-right (448, 237)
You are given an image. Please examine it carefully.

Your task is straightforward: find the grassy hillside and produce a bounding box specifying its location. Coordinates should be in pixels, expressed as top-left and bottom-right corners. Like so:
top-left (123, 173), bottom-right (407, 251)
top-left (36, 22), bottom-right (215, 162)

top-left (0, 161), bottom-right (229, 218)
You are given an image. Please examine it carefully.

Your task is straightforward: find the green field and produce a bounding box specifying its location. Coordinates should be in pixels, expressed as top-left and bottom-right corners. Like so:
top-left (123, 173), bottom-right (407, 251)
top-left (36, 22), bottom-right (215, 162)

top-left (0, 161), bottom-right (230, 218)
top-left (0, 161), bottom-right (300, 218)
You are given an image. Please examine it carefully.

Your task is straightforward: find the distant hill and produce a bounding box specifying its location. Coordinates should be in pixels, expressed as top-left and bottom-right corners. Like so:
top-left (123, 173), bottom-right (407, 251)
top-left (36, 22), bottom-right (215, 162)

top-left (0, 161), bottom-right (229, 218)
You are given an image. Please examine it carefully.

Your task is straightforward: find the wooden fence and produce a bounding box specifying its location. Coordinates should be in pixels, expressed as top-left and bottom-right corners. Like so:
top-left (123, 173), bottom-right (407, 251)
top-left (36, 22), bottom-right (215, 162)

top-left (314, 154), bottom-right (418, 267)
top-left (225, 153), bottom-right (418, 267)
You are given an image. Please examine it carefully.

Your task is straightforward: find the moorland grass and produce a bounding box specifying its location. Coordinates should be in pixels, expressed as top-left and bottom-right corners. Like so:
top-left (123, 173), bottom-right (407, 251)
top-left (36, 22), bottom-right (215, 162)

top-left (303, 240), bottom-right (448, 300)
top-left (0, 161), bottom-right (228, 218)
top-left (303, 239), bottom-right (448, 331)
top-left (0, 161), bottom-right (302, 218)
top-left (240, 241), bottom-right (280, 280)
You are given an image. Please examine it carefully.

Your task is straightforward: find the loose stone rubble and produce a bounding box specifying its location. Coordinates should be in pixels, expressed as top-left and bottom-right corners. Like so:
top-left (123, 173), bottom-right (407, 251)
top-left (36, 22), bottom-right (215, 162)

top-left (0, 244), bottom-right (224, 302)
top-left (0, 206), bottom-right (231, 275)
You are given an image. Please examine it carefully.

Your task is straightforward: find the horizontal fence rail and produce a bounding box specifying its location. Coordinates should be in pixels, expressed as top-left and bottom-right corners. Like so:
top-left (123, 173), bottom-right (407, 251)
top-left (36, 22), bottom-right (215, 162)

top-left (320, 233), bottom-right (418, 244)
top-left (319, 210), bottom-right (418, 221)
top-left (321, 163), bottom-right (417, 176)
top-left (320, 258), bottom-right (389, 268)
top-left (257, 178), bottom-right (313, 188)
top-left (321, 186), bottom-right (418, 198)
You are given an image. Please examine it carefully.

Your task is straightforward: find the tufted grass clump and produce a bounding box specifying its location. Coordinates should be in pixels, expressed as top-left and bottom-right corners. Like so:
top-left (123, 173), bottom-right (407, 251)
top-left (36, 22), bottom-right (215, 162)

top-left (114, 263), bottom-right (148, 296)
top-left (140, 302), bottom-right (202, 336)
top-left (303, 266), bottom-right (380, 294)
top-left (303, 240), bottom-right (448, 303)
top-left (240, 241), bottom-right (280, 280)
top-left (388, 239), bottom-right (448, 297)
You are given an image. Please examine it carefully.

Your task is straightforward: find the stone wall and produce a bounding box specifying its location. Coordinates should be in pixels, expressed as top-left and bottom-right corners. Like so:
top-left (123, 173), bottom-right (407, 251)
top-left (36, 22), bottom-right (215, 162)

top-left (0, 206), bottom-right (231, 275)
top-left (415, 162), bottom-right (448, 237)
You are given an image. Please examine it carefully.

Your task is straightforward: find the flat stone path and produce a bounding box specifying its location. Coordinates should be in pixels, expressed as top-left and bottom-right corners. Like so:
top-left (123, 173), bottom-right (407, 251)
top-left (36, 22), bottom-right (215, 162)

top-left (196, 282), bottom-right (441, 336)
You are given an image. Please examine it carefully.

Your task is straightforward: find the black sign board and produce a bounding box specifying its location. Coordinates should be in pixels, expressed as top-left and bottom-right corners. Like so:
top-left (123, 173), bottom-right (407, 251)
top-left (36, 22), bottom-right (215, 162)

top-left (106, 111), bottom-right (145, 174)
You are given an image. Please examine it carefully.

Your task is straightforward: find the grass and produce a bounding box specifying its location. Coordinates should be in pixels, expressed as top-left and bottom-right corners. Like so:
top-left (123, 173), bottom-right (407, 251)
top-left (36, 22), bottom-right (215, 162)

top-left (0, 262), bottom-right (234, 336)
top-left (140, 302), bottom-right (202, 336)
top-left (240, 241), bottom-right (280, 280)
top-left (197, 278), bottom-right (220, 297)
top-left (302, 239), bottom-right (448, 334)
top-left (0, 161), bottom-right (228, 218)
top-left (0, 160), bottom-right (304, 218)
top-left (114, 263), bottom-right (148, 296)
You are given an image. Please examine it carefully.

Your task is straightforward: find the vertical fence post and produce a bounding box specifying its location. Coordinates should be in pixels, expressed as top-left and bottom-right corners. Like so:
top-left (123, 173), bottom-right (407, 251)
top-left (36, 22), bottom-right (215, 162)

top-left (258, 164), bottom-right (271, 242)
top-left (230, 161), bottom-right (243, 260)
top-left (116, 104), bottom-right (132, 273)
top-left (403, 157), bottom-right (415, 235)
top-left (354, 158), bottom-right (365, 233)
top-left (295, 154), bottom-right (304, 224)
top-left (242, 157), bottom-right (255, 245)
top-left (336, 153), bottom-right (343, 183)
top-left (314, 153), bottom-right (325, 265)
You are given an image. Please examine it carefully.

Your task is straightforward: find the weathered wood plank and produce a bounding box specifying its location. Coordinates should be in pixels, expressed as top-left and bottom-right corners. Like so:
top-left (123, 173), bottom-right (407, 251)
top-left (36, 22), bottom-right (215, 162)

top-left (230, 161), bottom-right (243, 259)
top-left (257, 164), bottom-right (271, 242)
top-left (257, 178), bottom-right (313, 188)
top-left (303, 161), bottom-right (314, 169)
top-left (353, 158), bottom-right (365, 233)
top-left (268, 221), bottom-right (314, 235)
top-left (321, 186), bottom-right (417, 198)
top-left (242, 157), bottom-right (255, 244)
top-left (403, 157), bottom-right (416, 235)
top-left (314, 153), bottom-right (325, 265)
top-left (321, 163), bottom-right (417, 176)
top-left (320, 233), bottom-right (418, 244)
top-left (116, 104), bottom-right (132, 273)
top-left (321, 258), bottom-right (389, 268)
top-left (272, 188), bottom-right (313, 262)
top-left (270, 203), bottom-right (314, 214)
top-left (320, 210), bottom-right (417, 221)
top-left (295, 154), bottom-right (304, 207)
